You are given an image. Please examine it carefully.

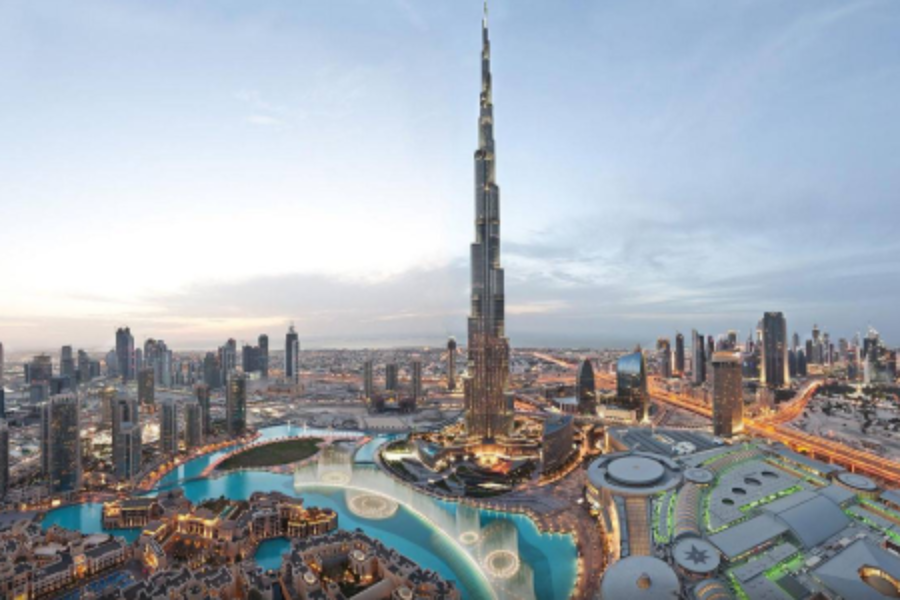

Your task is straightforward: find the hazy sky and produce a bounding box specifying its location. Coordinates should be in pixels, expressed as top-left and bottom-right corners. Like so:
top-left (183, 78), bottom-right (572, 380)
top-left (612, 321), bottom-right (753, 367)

top-left (2, 0), bottom-right (899, 351)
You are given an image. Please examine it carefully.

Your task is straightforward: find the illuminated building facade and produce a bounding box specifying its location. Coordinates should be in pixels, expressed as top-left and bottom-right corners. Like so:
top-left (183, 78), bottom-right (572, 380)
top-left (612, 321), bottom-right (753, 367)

top-left (760, 311), bottom-right (790, 388)
top-left (615, 350), bottom-right (649, 422)
top-left (711, 352), bottom-right (743, 438)
top-left (464, 3), bottom-right (512, 444)
top-left (41, 394), bottom-right (82, 494)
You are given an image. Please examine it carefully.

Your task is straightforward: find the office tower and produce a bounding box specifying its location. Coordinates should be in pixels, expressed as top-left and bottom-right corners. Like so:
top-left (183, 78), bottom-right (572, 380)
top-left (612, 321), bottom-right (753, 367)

top-left (412, 359), bottom-right (423, 405)
top-left (463, 3), bottom-right (513, 443)
top-left (447, 338), bottom-right (458, 391)
top-left (99, 386), bottom-right (116, 427)
top-left (823, 332), bottom-right (831, 365)
top-left (839, 338), bottom-right (849, 363)
top-left (41, 395), bottom-right (82, 494)
top-left (105, 349), bottom-right (119, 377)
top-left (242, 344), bottom-right (260, 374)
top-left (160, 400), bottom-right (178, 456)
top-left (656, 338), bottom-right (672, 378)
top-left (707, 335), bottom-right (715, 360)
top-left (575, 358), bottom-right (596, 413)
top-left (712, 352), bottom-right (743, 438)
top-left (285, 326), bottom-right (300, 385)
top-left (797, 349), bottom-right (808, 377)
top-left (60, 346), bottom-right (75, 380)
top-left (184, 401), bottom-right (203, 449)
top-left (138, 368), bottom-right (155, 408)
top-left (674, 333), bottom-right (685, 376)
top-left (792, 332), bottom-right (800, 353)
top-left (691, 330), bottom-right (706, 385)
top-left (115, 327), bottom-right (135, 382)
top-left (258, 334), bottom-right (269, 379)
top-left (203, 352), bottom-right (221, 389)
top-left (226, 374), bottom-right (247, 436)
top-left (112, 396), bottom-right (141, 480)
top-left (30, 354), bottom-right (53, 384)
top-left (727, 330), bottom-right (738, 350)
top-left (385, 363), bottom-right (399, 392)
top-left (77, 349), bottom-right (91, 384)
top-left (616, 349), bottom-right (649, 422)
top-left (0, 422), bottom-right (8, 498)
top-left (761, 312), bottom-right (790, 388)
top-left (135, 348), bottom-right (144, 375)
top-left (363, 360), bottom-right (374, 401)
top-left (219, 339), bottom-right (237, 383)
top-left (788, 350), bottom-right (798, 378)
top-left (196, 384), bottom-right (212, 436)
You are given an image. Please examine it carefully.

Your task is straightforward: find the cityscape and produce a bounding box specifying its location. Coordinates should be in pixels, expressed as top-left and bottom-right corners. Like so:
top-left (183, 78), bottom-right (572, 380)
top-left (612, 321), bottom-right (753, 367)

top-left (2, 2), bottom-right (899, 600)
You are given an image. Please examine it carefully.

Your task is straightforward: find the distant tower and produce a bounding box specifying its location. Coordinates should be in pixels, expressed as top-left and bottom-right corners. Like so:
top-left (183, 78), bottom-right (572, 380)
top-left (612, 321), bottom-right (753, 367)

top-left (195, 384), bottom-right (212, 436)
top-left (184, 401), bottom-right (203, 450)
top-left (138, 368), bottom-right (155, 408)
top-left (226, 374), bottom-right (247, 436)
top-left (656, 338), bottom-right (672, 379)
top-left (616, 349), bottom-right (649, 422)
top-left (60, 346), bottom-right (75, 381)
top-left (447, 338), bottom-right (458, 391)
top-left (363, 360), bottom-right (375, 401)
top-left (576, 359), bottom-right (596, 414)
top-left (385, 364), bottom-right (399, 392)
top-left (412, 359), bottom-right (423, 405)
top-left (760, 312), bottom-right (790, 388)
top-left (286, 325), bottom-right (300, 385)
top-left (674, 333), bottom-right (685, 376)
top-left (112, 396), bottom-right (141, 480)
top-left (712, 352), bottom-right (743, 438)
top-left (691, 330), bottom-right (706, 385)
top-left (220, 339), bottom-right (237, 383)
top-left (203, 352), bottom-right (220, 389)
top-left (160, 400), bottom-right (179, 456)
top-left (77, 349), bottom-right (91, 384)
top-left (258, 334), bottom-right (269, 379)
top-left (115, 327), bottom-right (135, 383)
top-left (41, 394), bottom-right (82, 494)
top-left (0, 422), bottom-right (9, 499)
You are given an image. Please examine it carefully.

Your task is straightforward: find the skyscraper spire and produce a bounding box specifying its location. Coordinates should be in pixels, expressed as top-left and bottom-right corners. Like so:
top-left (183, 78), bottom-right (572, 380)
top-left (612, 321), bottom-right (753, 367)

top-left (465, 0), bottom-right (511, 443)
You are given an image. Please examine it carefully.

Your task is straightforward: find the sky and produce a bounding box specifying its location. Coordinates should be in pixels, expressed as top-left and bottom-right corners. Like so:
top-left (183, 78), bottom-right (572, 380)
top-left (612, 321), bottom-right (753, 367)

top-left (1, 0), bottom-right (899, 352)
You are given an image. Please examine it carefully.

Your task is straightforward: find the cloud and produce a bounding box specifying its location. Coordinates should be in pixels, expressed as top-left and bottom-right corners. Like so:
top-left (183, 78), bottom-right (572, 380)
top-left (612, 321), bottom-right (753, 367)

top-left (246, 114), bottom-right (283, 126)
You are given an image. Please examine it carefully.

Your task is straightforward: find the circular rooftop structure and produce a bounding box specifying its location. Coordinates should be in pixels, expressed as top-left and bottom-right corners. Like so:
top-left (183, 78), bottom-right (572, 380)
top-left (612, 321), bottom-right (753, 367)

top-left (587, 451), bottom-right (682, 497)
top-left (608, 456), bottom-right (666, 487)
top-left (836, 472), bottom-right (879, 493)
top-left (673, 537), bottom-right (721, 576)
top-left (684, 468), bottom-right (715, 486)
top-left (600, 556), bottom-right (680, 599)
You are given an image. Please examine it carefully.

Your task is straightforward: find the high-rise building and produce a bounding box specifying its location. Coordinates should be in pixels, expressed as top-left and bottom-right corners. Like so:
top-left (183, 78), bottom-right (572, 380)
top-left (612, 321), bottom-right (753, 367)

top-left (792, 332), bottom-right (800, 353)
top-left (0, 422), bottom-right (9, 499)
top-left (242, 344), bottom-right (260, 375)
top-left (105, 349), bottom-right (118, 378)
top-left (100, 386), bottom-right (116, 427)
top-left (219, 339), bottom-right (237, 383)
top-left (464, 5), bottom-right (513, 443)
top-left (29, 354), bottom-right (53, 384)
top-left (226, 374), bottom-right (247, 437)
top-left (285, 326), bottom-right (300, 385)
top-left (203, 352), bottom-right (221, 389)
top-left (691, 330), bottom-right (706, 385)
top-left (77, 349), bottom-right (91, 384)
top-left (160, 400), bottom-right (178, 456)
top-left (184, 401), bottom-right (203, 450)
top-left (656, 338), bottom-right (672, 379)
top-left (112, 396), bottom-right (141, 480)
top-left (761, 312), bottom-right (790, 388)
top-left (712, 352), bottom-right (743, 438)
top-left (60, 346), bottom-right (75, 380)
top-left (411, 359), bottom-right (423, 405)
top-left (385, 364), bottom-right (399, 392)
top-left (196, 384), bottom-right (212, 436)
top-left (674, 333), bottom-right (685, 376)
top-left (447, 338), bottom-right (458, 391)
top-left (115, 327), bottom-right (135, 382)
top-left (138, 368), bottom-right (155, 408)
top-left (615, 350), bottom-right (649, 422)
top-left (258, 334), bottom-right (269, 379)
top-left (363, 360), bottom-right (374, 401)
top-left (41, 394), bottom-right (82, 494)
top-left (575, 358), bottom-right (596, 413)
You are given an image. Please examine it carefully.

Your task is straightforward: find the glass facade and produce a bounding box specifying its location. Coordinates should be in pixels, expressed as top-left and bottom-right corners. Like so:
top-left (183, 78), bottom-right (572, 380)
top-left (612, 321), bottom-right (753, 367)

top-left (616, 351), bottom-right (648, 421)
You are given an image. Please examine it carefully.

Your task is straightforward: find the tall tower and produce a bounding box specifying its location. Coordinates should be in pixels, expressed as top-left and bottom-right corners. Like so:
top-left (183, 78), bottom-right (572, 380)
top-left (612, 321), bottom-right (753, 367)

top-left (112, 396), bottom-right (141, 480)
top-left (363, 360), bottom-right (374, 401)
top-left (285, 325), bottom-right (300, 385)
top-left (226, 374), bottom-right (247, 436)
top-left (160, 400), bottom-right (179, 456)
top-left (447, 337), bottom-right (458, 391)
top-left (412, 359), bottom-right (423, 406)
top-left (712, 352), bottom-right (743, 438)
top-left (115, 327), bottom-right (135, 383)
top-left (258, 334), bottom-right (270, 379)
top-left (674, 333), bottom-right (685, 376)
top-left (464, 1), bottom-right (512, 443)
top-left (761, 312), bottom-right (790, 388)
top-left (41, 394), bottom-right (82, 494)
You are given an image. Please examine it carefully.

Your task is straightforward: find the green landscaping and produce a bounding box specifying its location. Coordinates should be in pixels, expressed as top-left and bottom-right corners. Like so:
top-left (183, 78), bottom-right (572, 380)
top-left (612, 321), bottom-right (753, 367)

top-left (216, 438), bottom-right (322, 470)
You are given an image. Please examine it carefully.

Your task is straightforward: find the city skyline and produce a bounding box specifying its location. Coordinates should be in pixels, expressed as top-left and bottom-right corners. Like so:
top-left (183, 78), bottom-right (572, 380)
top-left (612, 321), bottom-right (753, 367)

top-left (2, 0), bottom-right (900, 349)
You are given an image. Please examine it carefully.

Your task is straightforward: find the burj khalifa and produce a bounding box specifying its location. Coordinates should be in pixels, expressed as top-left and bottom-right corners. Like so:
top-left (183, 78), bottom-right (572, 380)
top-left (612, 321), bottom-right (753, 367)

top-left (464, 1), bottom-right (513, 444)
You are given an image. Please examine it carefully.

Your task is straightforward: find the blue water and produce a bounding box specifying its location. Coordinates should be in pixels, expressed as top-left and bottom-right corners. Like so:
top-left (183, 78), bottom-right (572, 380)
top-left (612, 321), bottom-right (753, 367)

top-left (254, 537), bottom-right (291, 571)
top-left (43, 426), bottom-right (578, 599)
